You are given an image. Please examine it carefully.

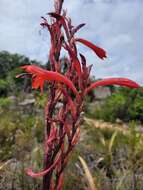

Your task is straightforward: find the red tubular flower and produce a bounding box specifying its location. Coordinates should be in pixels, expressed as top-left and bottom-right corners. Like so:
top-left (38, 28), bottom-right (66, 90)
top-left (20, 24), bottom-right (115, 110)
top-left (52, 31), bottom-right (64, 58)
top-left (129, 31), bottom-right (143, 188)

top-left (17, 65), bottom-right (78, 95)
top-left (26, 153), bottom-right (61, 178)
top-left (85, 78), bottom-right (140, 94)
top-left (75, 38), bottom-right (107, 59)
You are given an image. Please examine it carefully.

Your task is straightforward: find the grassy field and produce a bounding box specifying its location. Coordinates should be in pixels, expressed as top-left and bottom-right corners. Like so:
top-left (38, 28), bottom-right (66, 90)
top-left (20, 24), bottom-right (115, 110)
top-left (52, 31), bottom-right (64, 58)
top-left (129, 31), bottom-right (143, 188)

top-left (1, 97), bottom-right (143, 190)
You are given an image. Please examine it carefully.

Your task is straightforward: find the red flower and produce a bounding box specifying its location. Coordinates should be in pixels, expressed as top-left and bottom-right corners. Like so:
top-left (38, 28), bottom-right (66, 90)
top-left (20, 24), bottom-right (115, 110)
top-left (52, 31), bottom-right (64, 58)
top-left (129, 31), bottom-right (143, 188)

top-left (17, 65), bottom-right (78, 95)
top-left (75, 38), bottom-right (107, 60)
top-left (26, 153), bottom-right (60, 178)
top-left (85, 78), bottom-right (140, 94)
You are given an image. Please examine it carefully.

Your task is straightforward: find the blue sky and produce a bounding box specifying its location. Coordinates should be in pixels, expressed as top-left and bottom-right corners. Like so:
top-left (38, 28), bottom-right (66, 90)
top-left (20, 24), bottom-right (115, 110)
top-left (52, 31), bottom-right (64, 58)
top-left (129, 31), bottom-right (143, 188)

top-left (0, 0), bottom-right (143, 84)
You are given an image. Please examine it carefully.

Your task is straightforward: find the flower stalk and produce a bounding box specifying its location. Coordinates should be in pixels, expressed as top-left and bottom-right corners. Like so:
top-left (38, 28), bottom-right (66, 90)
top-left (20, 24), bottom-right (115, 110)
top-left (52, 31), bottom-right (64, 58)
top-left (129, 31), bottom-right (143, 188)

top-left (17, 0), bottom-right (140, 189)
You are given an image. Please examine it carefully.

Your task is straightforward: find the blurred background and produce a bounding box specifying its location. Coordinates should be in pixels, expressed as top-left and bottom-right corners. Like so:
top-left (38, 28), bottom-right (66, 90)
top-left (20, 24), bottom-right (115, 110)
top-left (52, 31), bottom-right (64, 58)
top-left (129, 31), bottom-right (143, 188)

top-left (0, 0), bottom-right (143, 189)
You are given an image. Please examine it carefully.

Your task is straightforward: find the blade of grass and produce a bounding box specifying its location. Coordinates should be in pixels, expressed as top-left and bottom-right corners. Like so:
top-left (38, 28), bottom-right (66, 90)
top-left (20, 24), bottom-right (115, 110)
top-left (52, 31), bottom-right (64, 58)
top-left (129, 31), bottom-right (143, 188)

top-left (79, 156), bottom-right (98, 190)
top-left (109, 131), bottom-right (117, 153)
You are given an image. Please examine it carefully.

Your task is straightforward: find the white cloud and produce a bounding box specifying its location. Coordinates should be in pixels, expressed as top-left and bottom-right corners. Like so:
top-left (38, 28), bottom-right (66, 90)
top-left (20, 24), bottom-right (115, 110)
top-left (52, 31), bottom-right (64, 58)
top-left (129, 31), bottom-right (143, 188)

top-left (0, 0), bottom-right (143, 84)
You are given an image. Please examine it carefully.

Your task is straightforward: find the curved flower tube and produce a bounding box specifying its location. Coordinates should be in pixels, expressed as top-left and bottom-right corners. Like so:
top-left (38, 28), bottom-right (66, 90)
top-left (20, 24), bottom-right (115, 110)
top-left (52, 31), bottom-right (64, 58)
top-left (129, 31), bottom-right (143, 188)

top-left (17, 65), bottom-right (78, 95)
top-left (85, 78), bottom-right (140, 94)
top-left (26, 153), bottom-right (60, 178)
top-left (75, 38), bottom-right (107, 60)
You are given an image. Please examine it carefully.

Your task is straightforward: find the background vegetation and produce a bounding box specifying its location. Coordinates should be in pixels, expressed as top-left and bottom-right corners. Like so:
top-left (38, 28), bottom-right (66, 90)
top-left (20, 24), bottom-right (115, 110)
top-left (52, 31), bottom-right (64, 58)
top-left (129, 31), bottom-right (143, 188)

top-left (0, 51), bottom-right (143, 190)
top-left (87, 87), bottom-right (143, 124)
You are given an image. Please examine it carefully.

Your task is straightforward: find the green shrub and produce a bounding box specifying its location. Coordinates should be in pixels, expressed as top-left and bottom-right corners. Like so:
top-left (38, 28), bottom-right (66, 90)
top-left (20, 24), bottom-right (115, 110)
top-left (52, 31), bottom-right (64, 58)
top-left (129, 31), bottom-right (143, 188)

top-left (0, 97), bottom-right (12, 108)
top-left (0, 80), bottom-right (9, 96)
top-left (90, 87), bottom-right (143, 123)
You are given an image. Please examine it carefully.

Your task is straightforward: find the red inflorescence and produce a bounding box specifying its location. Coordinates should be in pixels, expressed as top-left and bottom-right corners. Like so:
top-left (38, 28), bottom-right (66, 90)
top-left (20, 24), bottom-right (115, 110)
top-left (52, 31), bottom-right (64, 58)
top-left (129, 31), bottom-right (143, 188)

top-left (17, 0), bottom-right (140, 189)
